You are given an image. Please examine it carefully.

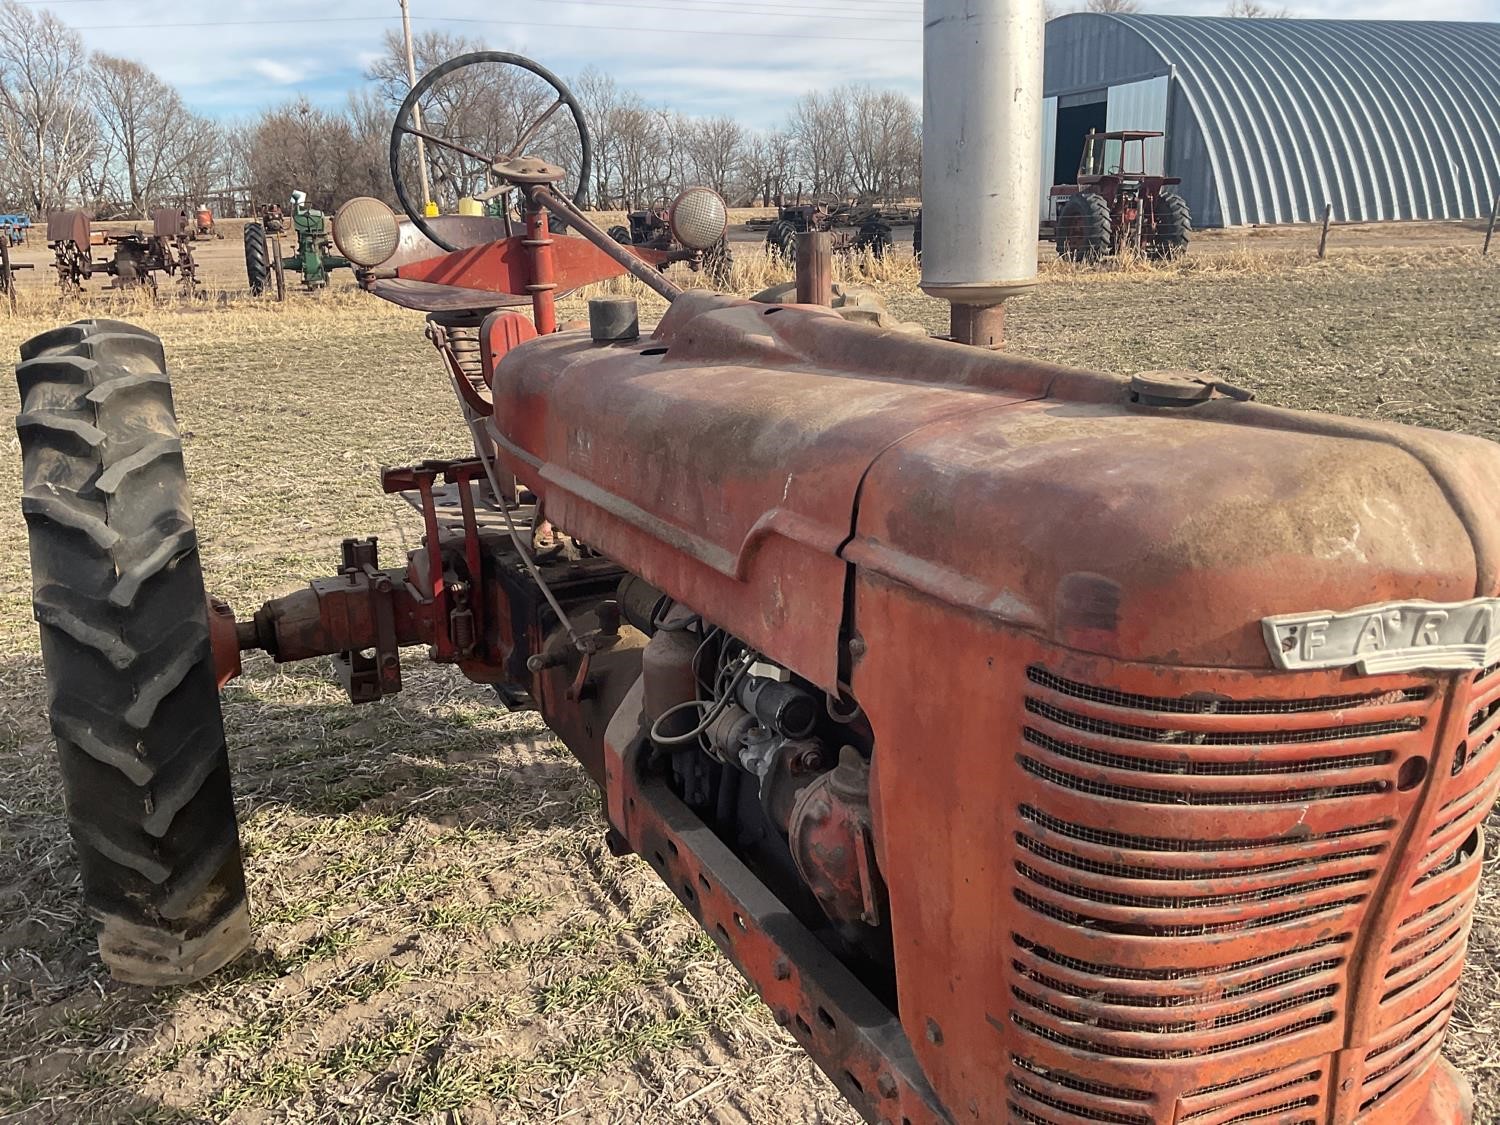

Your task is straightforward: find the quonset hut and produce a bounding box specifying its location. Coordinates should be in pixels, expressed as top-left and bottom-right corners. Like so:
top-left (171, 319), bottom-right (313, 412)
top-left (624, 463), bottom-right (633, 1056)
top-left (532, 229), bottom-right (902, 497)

top-left (1042, 14), bottom-right (1500, 228)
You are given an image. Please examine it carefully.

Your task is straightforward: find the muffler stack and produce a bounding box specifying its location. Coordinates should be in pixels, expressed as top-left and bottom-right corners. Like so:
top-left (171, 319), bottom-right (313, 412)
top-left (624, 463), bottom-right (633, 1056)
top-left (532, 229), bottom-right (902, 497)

top-left (920, 0), bottom-right (1046, 346)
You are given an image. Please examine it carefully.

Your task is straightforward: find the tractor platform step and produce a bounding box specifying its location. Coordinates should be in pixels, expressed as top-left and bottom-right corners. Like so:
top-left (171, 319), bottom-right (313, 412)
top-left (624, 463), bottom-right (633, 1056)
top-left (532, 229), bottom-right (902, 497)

top-left (396, 479), bottom-right (539, 533)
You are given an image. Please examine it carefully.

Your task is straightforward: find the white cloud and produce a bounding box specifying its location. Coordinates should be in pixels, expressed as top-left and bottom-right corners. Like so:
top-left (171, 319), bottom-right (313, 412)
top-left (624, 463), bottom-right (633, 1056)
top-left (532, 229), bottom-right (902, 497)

top-left (249, 58), bottom-right (304, 85)
top-left (28, 0), bottom-right (1499, 127)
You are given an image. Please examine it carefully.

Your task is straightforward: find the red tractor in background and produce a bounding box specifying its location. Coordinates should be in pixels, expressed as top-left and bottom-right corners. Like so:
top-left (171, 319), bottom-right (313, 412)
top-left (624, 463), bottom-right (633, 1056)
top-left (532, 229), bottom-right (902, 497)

top-left (1051, 128), bottom-right (1191, 262)
top-left (11, 37), bottom-right (1495, 1125)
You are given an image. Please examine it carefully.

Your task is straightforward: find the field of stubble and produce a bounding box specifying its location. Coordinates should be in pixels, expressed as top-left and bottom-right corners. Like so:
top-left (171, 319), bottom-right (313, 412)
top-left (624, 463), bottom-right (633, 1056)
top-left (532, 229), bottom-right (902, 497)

top-left (0, 224), bottom-right (1497, 1124)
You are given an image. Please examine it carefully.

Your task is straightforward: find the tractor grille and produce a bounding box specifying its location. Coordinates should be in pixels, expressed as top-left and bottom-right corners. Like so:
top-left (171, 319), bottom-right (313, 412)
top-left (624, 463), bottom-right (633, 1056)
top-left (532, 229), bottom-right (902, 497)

top-left (1354, 660), bottom-right (1500, 1115)
top-left (1005, 664), bottom-right (1441, 1124)
top-left (1006, 1055), bottom-right (1154, 1124)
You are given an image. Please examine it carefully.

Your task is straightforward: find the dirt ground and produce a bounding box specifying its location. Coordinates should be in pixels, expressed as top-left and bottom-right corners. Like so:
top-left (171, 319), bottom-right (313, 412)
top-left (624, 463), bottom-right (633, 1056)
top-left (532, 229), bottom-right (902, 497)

top-left (0, 223), bottom-right (1498, 1124)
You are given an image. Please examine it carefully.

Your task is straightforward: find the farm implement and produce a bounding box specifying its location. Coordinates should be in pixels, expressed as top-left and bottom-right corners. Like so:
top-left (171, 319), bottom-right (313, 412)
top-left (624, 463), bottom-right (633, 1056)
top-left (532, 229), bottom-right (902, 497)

top-left (44, 209), bottom-right (199, 295)
top-left (609, 203), bottom-right (733, 288)
top-left (192, 206), bottom-right (222, 240)
top-left (764, 200), bottom-right (893, 261)
top-left (12, 13), bottom-right (1495, 1125)
top-left (0, 235), bottom-right (34, 310)
top-left (1, 213), bottom-right (31, 246)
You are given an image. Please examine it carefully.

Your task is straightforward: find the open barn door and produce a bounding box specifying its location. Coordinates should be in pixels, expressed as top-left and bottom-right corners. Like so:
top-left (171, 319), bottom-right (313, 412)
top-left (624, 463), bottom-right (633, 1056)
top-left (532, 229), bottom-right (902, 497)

top-left (1040, 96), bottom-right (1057, 222)
top-left (1106, 75), bottom-right (1169, 173)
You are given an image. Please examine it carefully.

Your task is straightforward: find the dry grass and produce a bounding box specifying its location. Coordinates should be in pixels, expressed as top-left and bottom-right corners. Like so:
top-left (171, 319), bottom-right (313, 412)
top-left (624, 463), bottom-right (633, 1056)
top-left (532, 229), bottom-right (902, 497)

top-left (0, 232), bottom-right (1497, 1123)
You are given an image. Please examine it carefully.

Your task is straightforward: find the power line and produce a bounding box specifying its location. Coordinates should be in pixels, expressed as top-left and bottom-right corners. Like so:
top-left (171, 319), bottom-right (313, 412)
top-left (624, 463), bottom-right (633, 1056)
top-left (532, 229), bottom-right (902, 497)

top-left (25, 0), bottom-right (923, 7)
top-left (68, 13), bottom-right (921, 43)
top-left (552, 0), bottom-right (918, 17)
top-left (450, 0), bottom-right (920, 24)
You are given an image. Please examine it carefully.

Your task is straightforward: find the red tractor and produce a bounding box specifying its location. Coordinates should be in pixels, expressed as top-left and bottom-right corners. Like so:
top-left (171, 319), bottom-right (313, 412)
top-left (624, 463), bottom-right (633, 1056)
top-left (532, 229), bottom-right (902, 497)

top-left (11, 44), bottom-right (1493, 1125)
top-left (1051, 128), bottom-right (1191, 262)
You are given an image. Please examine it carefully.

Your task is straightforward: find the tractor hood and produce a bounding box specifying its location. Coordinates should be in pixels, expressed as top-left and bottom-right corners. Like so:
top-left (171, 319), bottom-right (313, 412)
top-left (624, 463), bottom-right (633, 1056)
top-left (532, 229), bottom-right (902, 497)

top-left (487, 292), bottom-right (1500, 684)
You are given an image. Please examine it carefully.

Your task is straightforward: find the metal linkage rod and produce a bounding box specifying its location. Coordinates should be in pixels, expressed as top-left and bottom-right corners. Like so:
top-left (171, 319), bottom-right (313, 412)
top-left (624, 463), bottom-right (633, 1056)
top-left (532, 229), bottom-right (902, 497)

top-left (530, 186), bottom-right (684, 303)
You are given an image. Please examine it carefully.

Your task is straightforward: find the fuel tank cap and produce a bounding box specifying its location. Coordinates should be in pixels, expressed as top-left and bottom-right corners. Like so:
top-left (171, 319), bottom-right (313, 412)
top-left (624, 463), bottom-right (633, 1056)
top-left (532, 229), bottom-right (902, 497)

top-left (1129, 370), bottom-right (1256, 408)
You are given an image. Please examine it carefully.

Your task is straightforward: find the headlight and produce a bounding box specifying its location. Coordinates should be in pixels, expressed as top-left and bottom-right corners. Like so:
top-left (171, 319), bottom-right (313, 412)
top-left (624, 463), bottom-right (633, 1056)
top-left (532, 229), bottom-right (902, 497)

top-left (668, 187), bottom-right (729, 251)
top-left (333, 197), bottom-right (401, 267)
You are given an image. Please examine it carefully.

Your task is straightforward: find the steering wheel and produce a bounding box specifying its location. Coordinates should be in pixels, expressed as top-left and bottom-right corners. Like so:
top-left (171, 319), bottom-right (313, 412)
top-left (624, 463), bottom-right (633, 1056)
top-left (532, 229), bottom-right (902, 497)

top-left (389, 51), bottom-right (593, 254)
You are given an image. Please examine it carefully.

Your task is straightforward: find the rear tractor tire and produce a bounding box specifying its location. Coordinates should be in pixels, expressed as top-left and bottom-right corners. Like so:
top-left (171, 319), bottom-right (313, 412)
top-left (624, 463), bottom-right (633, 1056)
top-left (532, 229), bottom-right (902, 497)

top-left (607, 225), bottom-right (632, 245)
top-left (1056, 192), bottom-right (1112, 264)
top-left (243, 222), bottom-right (270, 295)
top-left (703, 240), bottom-right (734, 289)
top-left (1148, 191), bottom-right (1192, 260)
top-left (854, 221), bottom-right (893, 261)
top-left (765, 219), bottom-right (798, 263)
top-left (15, 320), bottom-right (251, 985)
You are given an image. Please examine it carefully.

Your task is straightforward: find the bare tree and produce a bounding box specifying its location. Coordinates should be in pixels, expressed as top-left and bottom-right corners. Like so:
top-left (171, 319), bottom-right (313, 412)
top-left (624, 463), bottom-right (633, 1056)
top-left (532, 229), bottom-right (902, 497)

top-left (780, 88), bottom-right (921, 206)
top-left (740, 130), bottom-right (793, 207)
top-left (1083, 0), bottom-right (1140, 11)
top-left (788, 91), bottom-right (850, 197)
top-left (222, 120), bottom-right (255, 212)
top-left (570, 82), bottom-right (748, 208)
top-left (247, 97), bottom-right (363, 210)
top-left (89, 54), bottom-right (193, 216)
top-left (1224, 0), bottom-right (1291, 14)
top-left (343, 88), bottom-right (397, 203)
top-left (764, 130), bottom-right (795, 205)
top-left (609, 96), bottom-right (669, 208)
top-left (683, 115), bottom-right (743, 198)
top-left (574, 67), bottom-right (620, 207)
top-left (841, 86), bottom-right (920, 201)
top-left (163, 115), bottom-right (228, 209)
top-left (0, 1), bottom-right (96, 212)
top-left (654, 109), bottom-right (689, 201)
top-left (366, 28), bottom-right (484, 107)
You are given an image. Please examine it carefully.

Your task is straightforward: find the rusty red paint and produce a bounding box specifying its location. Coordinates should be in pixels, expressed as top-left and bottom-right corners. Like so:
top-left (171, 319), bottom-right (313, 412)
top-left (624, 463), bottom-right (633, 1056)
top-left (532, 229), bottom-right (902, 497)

top-left (206, 596), bottom-right (241, 687)
top-left (46, 211), bottom-right (89, 249)
top-left (524, 205), bottom-right (558, 335)
top-left (392, 225), bottom-right (678, 305)
top-left (486, 290), bottom-right (1500, 1123)
top-left (228, 213), bottom-right (1500, 1121)
top-left (484, 292), bottom-right (1077, 690)
top-left (600, 699), bottom-right (951, 1125)
top-left (788, 748), bottom-right (883, 931)
top-left (481, 311), bottom-right (537, 392)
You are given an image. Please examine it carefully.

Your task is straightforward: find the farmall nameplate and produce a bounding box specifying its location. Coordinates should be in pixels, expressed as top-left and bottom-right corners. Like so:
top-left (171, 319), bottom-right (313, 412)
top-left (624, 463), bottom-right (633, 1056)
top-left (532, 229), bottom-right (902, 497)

top-left (1263, 597), bottom-right (1500, 675)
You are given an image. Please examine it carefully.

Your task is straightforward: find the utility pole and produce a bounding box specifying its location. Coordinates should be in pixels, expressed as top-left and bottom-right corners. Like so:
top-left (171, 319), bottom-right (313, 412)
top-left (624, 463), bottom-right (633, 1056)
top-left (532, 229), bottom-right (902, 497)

top-left (399, 0), bottom-right (434, 213)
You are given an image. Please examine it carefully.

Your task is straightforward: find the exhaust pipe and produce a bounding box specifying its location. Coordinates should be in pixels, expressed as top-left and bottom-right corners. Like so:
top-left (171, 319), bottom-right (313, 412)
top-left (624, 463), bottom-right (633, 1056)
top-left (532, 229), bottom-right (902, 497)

top-left (920, 0), bottom-right (1046, 347)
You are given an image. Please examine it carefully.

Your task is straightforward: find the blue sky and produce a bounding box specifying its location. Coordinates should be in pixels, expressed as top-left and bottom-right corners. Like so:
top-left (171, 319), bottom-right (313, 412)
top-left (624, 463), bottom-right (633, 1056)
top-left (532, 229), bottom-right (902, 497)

top-left (21, 0), bottom-right (1500, 126)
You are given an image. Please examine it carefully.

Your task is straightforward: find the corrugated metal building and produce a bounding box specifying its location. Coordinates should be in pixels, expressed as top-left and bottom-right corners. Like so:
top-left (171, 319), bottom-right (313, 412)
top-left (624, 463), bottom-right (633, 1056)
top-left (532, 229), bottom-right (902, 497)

top-left (1042, 14), bottom-right (1500, 228)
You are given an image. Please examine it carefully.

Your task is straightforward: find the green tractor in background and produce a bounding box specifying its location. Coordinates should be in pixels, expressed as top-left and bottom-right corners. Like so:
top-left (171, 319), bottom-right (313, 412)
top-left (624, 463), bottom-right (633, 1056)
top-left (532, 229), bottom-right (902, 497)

top-left (243, 191), bottom-right (353, 299)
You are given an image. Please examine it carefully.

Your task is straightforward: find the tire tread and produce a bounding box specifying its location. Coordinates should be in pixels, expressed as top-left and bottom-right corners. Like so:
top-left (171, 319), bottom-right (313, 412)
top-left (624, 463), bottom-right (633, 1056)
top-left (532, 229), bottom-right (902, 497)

top-left (15, 318), bottom-right (250, 985)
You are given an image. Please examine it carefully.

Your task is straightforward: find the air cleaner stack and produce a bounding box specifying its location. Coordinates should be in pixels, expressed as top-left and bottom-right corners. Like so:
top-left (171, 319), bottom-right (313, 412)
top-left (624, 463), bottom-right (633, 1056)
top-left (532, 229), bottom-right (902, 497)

top-left (920, 0), bottom-right (1045, 347)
